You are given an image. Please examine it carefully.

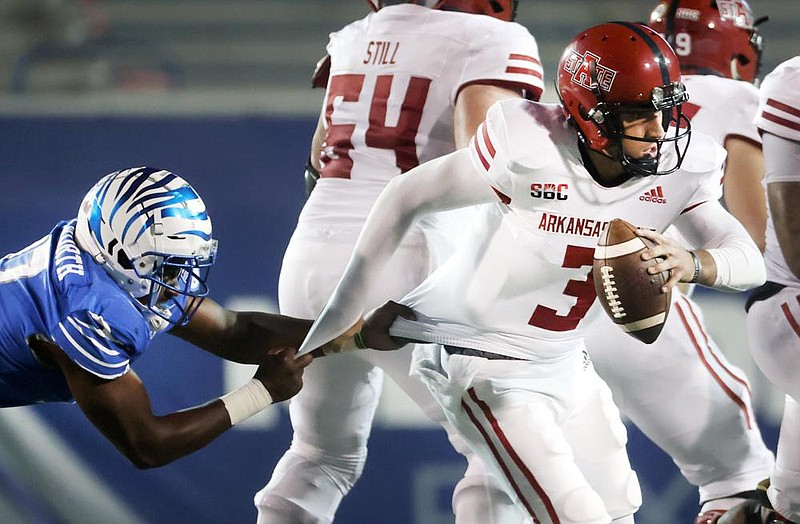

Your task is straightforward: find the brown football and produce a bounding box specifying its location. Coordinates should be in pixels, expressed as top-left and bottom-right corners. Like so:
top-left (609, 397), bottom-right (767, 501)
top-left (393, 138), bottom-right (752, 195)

top-left (593, 218), bottom-right (671, 344)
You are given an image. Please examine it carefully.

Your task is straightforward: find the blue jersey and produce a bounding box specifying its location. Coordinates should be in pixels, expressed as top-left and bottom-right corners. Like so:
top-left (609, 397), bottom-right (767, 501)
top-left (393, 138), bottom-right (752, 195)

top-left (0, 220), bottom-right (170, 406)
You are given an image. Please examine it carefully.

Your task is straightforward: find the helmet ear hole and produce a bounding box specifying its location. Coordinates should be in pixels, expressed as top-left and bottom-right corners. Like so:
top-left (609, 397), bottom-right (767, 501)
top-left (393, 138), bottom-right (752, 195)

top-left (116, 249), bottom-right (133, 271)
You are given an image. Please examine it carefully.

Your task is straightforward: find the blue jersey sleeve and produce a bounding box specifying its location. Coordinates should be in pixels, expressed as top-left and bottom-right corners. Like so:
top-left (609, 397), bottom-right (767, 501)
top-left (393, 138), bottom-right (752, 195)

top-left (51, 309), bottom-right (140, 379)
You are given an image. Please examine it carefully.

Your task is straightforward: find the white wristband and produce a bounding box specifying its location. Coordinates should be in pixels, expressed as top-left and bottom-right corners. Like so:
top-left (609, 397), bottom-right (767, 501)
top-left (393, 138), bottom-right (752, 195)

top-left (220, 379), bottom-right (273, 426)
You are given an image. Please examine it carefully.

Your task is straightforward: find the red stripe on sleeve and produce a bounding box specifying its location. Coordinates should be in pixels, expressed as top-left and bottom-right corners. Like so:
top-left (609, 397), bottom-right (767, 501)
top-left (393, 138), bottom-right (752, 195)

top-left (492, 187), bottom-right (511, 204)
top-left (504, 67), bottom-right (544, 80)
top-left (681, 201), bottom-right (706, 214)
top-left (482, 123), bottom-right (496, 158)
top-left (761, 110), bottom-right (800, 133)
top-left (508, 54), bottom-right (541, 66)
top-left (473, 136), bottom-right (490, 171)
top-left (767, 98), bottom-right (800, 118)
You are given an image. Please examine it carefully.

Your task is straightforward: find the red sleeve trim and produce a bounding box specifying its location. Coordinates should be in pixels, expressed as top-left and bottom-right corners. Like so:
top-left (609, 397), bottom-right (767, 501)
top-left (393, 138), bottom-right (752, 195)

top-left (504, 66), bottom-right (544, 80)
top-left (767, 98), bottom-right (800, 118)
top-left (508, 54), bottom-right (541, 66)
top-left (761, 110), bottom-right (800, 133)
top-left (482, 122), bottom-right (496, 158)
top-left (492, 187), bottom-right (511, 204)
top-left (681, 201), bottom-right (706, 214)
top-left (474, 128), bottom-right (490, 171)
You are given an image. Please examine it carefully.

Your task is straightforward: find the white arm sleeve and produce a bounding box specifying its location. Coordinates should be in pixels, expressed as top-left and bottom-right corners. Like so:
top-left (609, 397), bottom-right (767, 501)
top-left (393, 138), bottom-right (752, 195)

top-left (674, 200), bottom-right (766, 292)
top-left (297, 148), bottom-right (499, 355)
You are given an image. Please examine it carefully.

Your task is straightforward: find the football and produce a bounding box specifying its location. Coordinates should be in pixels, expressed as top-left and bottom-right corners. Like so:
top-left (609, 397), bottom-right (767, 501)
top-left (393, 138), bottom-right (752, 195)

top-left (593, 218), bottom-right (671, 344)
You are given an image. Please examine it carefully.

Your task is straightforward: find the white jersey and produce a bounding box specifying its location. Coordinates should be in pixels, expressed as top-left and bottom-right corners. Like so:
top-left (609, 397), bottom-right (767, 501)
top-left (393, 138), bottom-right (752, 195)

top-left (300, 4), bottom-right (544, 233)
top-left (391, 99), bottom-right (725, 360)
top-left (664, 75), bottom-right (757, 250)
top-left (682, 74), bottom-right (761, 146)
top-left (755, 57), bottom-right (800, 287)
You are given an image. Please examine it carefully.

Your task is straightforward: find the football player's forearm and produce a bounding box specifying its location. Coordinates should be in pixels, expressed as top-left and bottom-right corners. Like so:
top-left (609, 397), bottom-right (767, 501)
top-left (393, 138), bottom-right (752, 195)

top-left (770, 181), bottom-right (800, 280)
top-left (105, 402), bottom-right (233, 469)
top-left (722, 137), bottom-right (766, 251)
top-left (175, 303), bottom-right (312, 364)
top-left (677, 201), bottom-right (765, 291)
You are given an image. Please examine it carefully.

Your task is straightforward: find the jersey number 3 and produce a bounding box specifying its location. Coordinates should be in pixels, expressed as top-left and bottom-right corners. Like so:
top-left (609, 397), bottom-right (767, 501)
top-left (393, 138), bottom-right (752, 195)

top-left (528, 245), bottom-right (597, 331)
top-left (322, 74), bottom-right (432, 178)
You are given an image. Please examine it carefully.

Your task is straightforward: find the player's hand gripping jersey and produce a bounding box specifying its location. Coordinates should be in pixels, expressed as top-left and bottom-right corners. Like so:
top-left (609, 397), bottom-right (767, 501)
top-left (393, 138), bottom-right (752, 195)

top-left (299, 98), bottom-right (728, 359)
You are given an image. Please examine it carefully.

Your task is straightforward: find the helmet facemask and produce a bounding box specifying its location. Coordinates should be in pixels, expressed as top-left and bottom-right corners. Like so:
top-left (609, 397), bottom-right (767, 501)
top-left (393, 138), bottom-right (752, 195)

top-left (135, 246), bottom-right (217, 327)
top-left (574, 58), bottom-right (692, 178)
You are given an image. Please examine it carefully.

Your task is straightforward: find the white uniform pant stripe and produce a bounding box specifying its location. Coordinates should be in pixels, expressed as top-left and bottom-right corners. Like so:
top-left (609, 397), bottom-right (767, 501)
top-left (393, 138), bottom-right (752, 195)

top-left (461, 387), bottom-right (559, 523)
top-left (675, 294), bottom-right (755, 428)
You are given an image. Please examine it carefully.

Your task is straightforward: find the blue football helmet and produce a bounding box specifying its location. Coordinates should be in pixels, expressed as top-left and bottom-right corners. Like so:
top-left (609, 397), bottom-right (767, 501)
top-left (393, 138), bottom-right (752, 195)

top-left (75, 167), bottom-right (217, 326)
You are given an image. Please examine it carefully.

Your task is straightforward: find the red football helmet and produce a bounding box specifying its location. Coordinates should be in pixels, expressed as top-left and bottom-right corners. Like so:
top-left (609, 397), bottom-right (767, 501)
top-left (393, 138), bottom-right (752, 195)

top-left (648, 0), bottom-right (765, 83)
top-left (430, 0), bottom-right (518, 21)
top-left (556, 22), bottom-right (691, 177)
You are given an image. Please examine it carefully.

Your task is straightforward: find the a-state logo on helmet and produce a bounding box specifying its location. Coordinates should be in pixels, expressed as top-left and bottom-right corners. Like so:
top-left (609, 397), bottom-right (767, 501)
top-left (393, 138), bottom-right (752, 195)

top-left (75, 167), bottom-right (218, 326)
top-left (649, 0), bottom-right (766, 83)
top-left (556, 22), bottom-right (691, 178)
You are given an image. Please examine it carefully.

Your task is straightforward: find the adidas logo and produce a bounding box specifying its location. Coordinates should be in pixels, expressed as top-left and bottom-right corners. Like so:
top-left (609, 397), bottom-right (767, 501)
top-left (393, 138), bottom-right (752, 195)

top-left (640, 186), bottom-right (667, 204)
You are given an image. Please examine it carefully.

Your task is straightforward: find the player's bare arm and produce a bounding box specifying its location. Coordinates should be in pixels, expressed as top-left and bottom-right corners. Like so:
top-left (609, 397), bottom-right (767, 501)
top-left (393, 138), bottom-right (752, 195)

top-left (723, 136), bottom-right (766, 252)
top-left (28, 334), bottom-right (311, 469)
top-left (309, 114), bottom-right (325, 172)
top-left (767, 170), bottom-right (800, 278)
top-left (454, 83), bottom-right (524, 148)
top-left (25, 336), bottom-right (216, 468)
top-left (170, 297), bottom-right (313, 364)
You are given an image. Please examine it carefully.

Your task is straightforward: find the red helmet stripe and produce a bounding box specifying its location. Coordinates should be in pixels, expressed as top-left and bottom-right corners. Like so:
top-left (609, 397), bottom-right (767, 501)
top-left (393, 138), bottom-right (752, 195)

top-left (612, 21), bottom-right (671, 86)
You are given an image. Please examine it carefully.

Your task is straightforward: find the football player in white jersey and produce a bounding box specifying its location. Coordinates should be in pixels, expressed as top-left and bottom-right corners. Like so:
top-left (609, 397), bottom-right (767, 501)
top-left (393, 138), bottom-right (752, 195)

top-left (718, 56), bottom-right (800, 524)
top-left (584, 2), bottom-right (776, 522)
top-left (0, 167), bottom-right (317, 468)
top-left (254, 1), bottom-right (546, 523)
top-left (297, 22), bottom-right (766, 523)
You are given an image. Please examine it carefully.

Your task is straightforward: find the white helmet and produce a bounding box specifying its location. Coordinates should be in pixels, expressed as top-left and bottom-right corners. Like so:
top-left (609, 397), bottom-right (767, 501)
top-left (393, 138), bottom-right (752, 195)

top-left (75, 167), bottom-right (218, 325)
